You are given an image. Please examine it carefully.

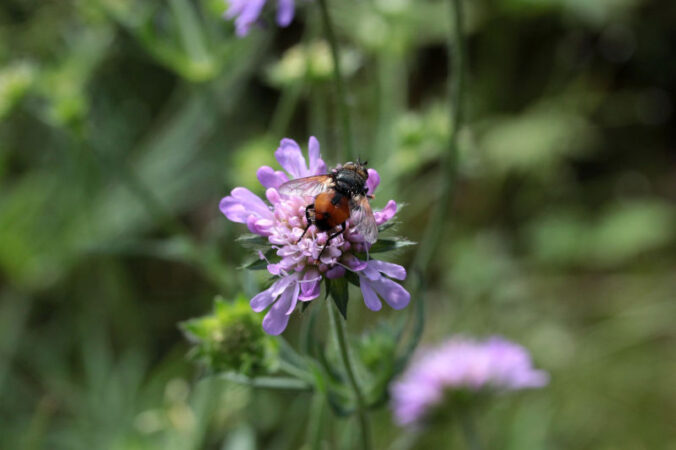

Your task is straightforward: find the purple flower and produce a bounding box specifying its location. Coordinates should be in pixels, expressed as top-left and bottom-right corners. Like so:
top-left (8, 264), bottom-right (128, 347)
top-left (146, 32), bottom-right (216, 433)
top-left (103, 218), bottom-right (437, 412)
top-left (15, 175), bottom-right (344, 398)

top-left (225, 0), bottom-right (297, 37)
top-left (390, 336), bottom-right (549, 427)
top-left (220, 136), bottom-right (410, 335)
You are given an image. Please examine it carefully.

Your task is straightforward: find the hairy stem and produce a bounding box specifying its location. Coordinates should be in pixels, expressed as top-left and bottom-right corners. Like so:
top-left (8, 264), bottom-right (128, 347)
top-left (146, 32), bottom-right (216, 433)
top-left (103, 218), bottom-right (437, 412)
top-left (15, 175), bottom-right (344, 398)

top-left (327, 298), bottom-right (372, 450)
top-left (317, 0), bottom-right (355, 161)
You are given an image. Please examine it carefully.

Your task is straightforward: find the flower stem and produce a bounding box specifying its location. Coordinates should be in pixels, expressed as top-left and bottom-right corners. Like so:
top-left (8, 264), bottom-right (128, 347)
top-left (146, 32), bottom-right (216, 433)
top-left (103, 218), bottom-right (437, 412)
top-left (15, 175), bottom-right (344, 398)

top-left (317, 0), bottom-right (355, 161)
top-left (412, 0), bottom-right (465, 272)
top-left (219, 373), bottom-right (312, 390)
top-left (327, 298), bottom-right (372, 450)
top-left (307, 391), bottom-right (327, 450)
top-left (458, 412), bottom-right (483, 450)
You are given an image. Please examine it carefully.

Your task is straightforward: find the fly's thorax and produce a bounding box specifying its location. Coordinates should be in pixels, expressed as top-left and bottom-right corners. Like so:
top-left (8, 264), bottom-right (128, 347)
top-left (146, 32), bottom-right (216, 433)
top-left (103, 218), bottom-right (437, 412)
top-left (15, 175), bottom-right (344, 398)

top-left (334, 167), bottom-right (368, 196)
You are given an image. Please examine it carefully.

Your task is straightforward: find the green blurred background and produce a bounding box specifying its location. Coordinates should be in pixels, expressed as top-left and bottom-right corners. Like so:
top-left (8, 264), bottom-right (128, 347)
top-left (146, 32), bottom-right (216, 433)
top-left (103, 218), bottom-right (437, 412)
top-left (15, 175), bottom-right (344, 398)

top-left (1, 0), bottom-right (675, 448)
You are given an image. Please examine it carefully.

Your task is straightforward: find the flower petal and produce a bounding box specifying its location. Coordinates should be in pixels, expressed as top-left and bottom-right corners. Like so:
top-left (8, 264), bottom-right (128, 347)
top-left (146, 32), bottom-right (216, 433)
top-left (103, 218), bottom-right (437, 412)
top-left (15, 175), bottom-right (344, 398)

top-left (275, 138), bottom-right (308, 178)
top-left (366, 168), bottom-right (380, 195)
top-left (266, 187), bottom-right (282, 205)
top-left (228, 0), bottom-right (266, 37)
top-left (219, 187), bottom-right (271, 223)
top-left (369, 259), bottom-right (407, 280)
top-left (360, 278), bottom-right (383, 311)
top-left (270, 272), bottom-right (299, 297)
top-left (248, 216), bottom-right (274, 236)
top-left (307, 136), bottom-right (327, 174)
top-left (343, 254), bottom-right (368, 271)
top-left (250, 285), bottom-right (276, 312)
top-left (371, 277), bottom-right (410, 310)
top-left (276, 0), bottom-right (295, 27)
top-left (262, 307), bottom-right (291, 335)
top-left (224, 0), bottom-right (247, 19)
top-left (262, 281), bottom-right (298, 335)
top-left (285, 281), bottom-right (301, 315)
top-left (374, 200), bottom-right (397, 225)
top-left (299, 268), bottom-right (321, 301)
top-left (326, 266), bottom-right (346, 279)
top-left (257, 166), bottom-right (288, 189)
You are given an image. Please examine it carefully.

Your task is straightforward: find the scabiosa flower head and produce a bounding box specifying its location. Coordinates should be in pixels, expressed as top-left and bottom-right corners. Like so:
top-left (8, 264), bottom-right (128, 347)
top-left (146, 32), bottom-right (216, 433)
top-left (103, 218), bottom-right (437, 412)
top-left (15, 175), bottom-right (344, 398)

top-left (225, 0), bottom-right (297, 37)
top-left (220, 136), bottom-right (410, 335)
top-left (390, 336), bottom-right (549, 427)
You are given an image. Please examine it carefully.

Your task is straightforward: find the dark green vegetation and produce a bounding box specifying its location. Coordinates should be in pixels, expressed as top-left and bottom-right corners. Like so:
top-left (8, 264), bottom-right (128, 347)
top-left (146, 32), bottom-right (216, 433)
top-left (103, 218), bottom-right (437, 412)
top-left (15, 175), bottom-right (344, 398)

top-left (1, 0), bottom-right (675, 448)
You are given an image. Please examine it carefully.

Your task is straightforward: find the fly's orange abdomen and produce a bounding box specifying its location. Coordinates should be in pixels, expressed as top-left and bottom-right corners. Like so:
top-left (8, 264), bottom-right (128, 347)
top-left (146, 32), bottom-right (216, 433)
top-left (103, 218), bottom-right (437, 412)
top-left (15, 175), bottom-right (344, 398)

top-left (314, 192), bottom-right (350, 229)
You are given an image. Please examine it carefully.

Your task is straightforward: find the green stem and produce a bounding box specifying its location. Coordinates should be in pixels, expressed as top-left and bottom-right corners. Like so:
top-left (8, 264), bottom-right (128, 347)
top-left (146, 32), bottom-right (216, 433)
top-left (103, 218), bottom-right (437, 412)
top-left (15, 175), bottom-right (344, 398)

top-left (317, 0), bottom-right (355, 161)
top-left (327, 299), bottom-right (372, 450)
top-left (459, 412), bottom-right (483, 450)
top-left (219, 373), bottom-right (312, 391)
top-left (279, 359), bottom-right (313, 383)
top-left (307, 391), bottom-right (327, 450)
top-left (412, 0), bottom-right (465, 273)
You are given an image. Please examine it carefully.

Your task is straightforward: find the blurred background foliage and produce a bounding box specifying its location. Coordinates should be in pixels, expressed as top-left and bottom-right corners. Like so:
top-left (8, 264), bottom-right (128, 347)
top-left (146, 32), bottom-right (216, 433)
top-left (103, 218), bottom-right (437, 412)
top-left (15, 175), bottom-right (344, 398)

top-left (1, 0), bottom-right (675, 448)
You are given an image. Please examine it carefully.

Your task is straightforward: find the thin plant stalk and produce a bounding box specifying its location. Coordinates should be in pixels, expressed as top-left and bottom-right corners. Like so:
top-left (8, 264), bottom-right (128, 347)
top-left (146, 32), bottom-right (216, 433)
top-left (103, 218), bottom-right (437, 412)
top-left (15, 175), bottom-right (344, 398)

top-left (219, 373), bottom-right (312, 390)
top-left (307, 392), bottom-right (327, 450)
top-left (412, 0), bottom-right (465, 273)
top-left (458, 412), bottom-right (483, 450)
top-left (327, 298), bottom-right (372, 450)
top-left (317, 0), bottom-right (355, 161)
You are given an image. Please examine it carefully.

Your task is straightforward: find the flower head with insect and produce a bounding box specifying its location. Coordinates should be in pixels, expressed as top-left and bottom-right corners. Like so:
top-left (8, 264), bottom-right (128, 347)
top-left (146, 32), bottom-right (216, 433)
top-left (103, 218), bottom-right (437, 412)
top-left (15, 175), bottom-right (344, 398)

top-left (220, 137), bottom-right (410, 334)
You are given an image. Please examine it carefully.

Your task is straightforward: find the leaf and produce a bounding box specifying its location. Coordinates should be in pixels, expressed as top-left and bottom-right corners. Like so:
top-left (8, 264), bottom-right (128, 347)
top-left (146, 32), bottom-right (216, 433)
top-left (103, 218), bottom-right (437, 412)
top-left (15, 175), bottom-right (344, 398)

top-left (378, 219), bottom-right (400, 232)
top-left (367, 237), bottom-right (417, 254)
top-left (239, 249), bottom-right (278, 271)
top-left (326, 278), bottom-right (349, 320)
top-left (236, 234), bottom-right (269, 249)
top-left (345, 271), bottom-right (361, 287)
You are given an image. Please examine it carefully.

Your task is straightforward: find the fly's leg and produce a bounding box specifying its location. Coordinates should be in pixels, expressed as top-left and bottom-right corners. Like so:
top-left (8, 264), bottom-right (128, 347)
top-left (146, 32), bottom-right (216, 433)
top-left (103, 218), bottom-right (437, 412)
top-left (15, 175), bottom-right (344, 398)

top-left (319, 222), bottom-right (346, 258)
top-left (296, 204), bottom-right (315, 244)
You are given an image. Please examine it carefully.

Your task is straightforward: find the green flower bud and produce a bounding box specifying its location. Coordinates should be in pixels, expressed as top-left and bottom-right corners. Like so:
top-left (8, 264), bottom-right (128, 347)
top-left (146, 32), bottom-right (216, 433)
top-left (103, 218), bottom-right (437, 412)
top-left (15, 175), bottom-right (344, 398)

top-left (180, 295), bottom-right (279, 376)
top-left (265, 41), bottom-right (361, 87)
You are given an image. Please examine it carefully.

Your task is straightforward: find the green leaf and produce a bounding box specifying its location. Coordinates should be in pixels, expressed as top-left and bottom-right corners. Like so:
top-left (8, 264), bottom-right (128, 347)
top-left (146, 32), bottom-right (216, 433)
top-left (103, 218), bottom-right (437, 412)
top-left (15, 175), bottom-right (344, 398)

top-left (367, 237), bottom-right (417, 254)
top-left (239, 249), bottom-right (281, 271)
top-left (326, 278), bottom-right (349, 320)
top-left (236, 234), bottom-right (269, 249)
top-left (378, 219), bottom-right (400, 232)
top-left (345, 270), bottom-right (360, 287)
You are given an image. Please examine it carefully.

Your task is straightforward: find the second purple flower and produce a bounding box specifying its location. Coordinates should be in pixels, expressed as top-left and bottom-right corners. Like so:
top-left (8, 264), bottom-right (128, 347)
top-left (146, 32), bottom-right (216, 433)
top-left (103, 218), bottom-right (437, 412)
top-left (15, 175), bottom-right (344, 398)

top-left (225, 0), bottom-right (297, 37)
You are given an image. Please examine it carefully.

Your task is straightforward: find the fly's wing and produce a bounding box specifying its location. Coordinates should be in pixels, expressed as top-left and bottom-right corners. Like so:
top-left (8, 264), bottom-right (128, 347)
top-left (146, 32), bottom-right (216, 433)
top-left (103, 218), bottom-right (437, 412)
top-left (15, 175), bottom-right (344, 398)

top-left (349, 195), bottom-right (378, 244)
top-left (278, 175), bottom-right (333, 198)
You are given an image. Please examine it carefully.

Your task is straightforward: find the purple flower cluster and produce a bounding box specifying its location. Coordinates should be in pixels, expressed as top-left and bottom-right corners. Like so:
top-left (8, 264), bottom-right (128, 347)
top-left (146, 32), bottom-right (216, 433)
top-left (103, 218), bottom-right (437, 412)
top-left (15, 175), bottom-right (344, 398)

top-left (225, 0), bottom-right (296, 37)
top-left (220, 137), bottom-right (410, 335)
top-left (391, 336), bottom-right (549, 427)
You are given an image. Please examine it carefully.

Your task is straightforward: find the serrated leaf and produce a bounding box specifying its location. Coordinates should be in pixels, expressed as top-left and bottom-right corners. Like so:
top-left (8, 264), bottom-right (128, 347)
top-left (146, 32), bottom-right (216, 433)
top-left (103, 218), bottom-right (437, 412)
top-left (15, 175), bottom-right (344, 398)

top-left (326, 278), bottom-right (349, 320)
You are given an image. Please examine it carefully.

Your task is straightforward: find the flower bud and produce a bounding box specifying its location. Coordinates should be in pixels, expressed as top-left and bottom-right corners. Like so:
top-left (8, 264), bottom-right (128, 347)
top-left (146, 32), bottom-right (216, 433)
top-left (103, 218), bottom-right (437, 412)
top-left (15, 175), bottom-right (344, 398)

top-left (180, 295), bottom-right (279, 376)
